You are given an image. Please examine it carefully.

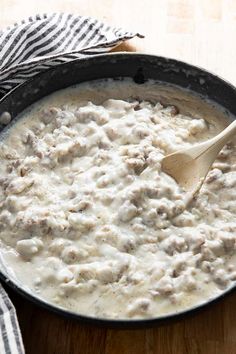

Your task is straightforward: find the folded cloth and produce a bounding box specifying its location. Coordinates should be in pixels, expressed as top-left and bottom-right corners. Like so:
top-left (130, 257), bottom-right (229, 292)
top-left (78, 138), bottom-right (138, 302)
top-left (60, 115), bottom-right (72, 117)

top-left (0, 286), bottom-right (24, 354)
top-left (0, 13), bottom-right (143, 353)
top-left (0, 12), bottom-right (143, 97)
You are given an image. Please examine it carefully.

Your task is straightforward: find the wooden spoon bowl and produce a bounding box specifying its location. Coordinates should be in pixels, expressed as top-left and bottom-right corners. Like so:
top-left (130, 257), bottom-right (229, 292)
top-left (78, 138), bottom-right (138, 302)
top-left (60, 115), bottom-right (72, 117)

top-left (161, 119), bottom-right (236, 193)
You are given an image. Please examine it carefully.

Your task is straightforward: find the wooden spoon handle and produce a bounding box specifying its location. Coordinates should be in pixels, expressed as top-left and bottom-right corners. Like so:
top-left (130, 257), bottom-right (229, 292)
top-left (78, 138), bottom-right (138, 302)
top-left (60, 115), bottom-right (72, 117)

top-left (195, 119), bottom-right (236, 161)
top-left (181, 119), bottom-right (236, 160)
top-left (211, 119), bottom-right (236, 146)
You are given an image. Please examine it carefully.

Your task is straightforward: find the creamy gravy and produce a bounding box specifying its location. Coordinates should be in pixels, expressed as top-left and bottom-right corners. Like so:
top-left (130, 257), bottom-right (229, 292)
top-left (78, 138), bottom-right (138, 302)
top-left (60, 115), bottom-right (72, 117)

top-left (0, 79), bottom-right (235, 319)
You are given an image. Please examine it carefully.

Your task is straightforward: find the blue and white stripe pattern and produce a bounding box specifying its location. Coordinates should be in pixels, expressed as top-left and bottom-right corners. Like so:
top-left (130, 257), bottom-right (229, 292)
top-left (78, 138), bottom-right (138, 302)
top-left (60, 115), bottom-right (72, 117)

top-left (0, 13), bottom-right (143, 97)
top-left (0, 286), bottom-right (24, 354)
top-left (0, 13), bottom-right (143, 353)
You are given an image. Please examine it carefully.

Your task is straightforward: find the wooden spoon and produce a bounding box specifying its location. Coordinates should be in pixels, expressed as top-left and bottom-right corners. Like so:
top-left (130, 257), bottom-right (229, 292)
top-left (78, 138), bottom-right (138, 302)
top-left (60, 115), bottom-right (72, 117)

top-left (161, 119), bottom-right (236, 194)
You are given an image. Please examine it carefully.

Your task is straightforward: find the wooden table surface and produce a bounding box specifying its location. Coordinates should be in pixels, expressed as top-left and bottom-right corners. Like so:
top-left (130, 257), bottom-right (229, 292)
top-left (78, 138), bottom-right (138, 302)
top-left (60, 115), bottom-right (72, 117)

top-left (0, 1), bottom-right (236, 353)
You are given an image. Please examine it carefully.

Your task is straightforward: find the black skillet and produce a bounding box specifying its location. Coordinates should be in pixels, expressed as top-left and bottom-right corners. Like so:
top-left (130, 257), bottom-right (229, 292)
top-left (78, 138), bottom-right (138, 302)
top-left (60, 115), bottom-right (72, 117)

top-left (0, 53), bottom-right (235, 328)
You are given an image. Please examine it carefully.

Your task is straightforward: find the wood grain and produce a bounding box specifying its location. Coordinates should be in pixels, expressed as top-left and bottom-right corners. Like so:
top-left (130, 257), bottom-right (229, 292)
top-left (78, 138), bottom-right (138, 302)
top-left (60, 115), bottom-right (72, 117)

top-left (0, 1), bottom-right (236, 353)
top-left (7, 287), bottom-right (236, 354)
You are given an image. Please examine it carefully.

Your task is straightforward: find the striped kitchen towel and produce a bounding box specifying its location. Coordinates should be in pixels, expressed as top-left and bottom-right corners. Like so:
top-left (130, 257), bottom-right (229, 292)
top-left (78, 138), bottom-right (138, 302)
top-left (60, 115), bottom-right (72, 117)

top-left (0, 286), bottom-right (24, 354)
top-left (0, 12), bottom-right (143, 97)
top-left (0, 13), bottom-right (143, 354)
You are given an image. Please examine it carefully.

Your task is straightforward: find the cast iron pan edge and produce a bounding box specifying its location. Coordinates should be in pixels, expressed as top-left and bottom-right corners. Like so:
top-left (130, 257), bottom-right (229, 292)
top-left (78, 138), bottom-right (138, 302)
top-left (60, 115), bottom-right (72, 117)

top-left (0, 53), bottom-right (235, 328)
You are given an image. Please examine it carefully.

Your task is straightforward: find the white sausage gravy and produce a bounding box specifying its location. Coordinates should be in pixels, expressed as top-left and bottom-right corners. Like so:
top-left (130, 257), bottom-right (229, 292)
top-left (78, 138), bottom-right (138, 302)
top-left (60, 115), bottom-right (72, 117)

top-left (0, 79), bottom-right (235, 319)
